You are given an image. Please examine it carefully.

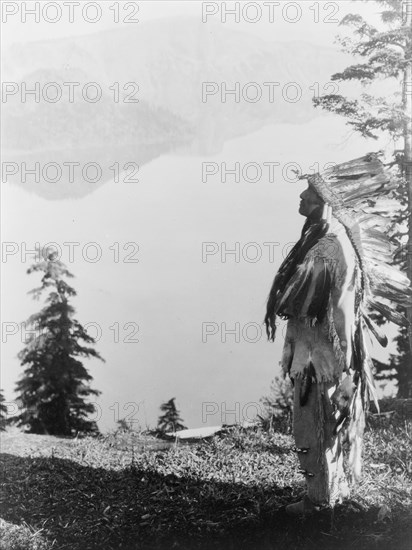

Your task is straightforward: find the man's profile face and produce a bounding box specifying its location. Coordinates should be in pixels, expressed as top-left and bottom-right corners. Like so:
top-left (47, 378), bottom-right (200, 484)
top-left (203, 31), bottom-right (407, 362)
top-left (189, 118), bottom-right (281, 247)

top-left (299, 184), bottom-right (324, 217)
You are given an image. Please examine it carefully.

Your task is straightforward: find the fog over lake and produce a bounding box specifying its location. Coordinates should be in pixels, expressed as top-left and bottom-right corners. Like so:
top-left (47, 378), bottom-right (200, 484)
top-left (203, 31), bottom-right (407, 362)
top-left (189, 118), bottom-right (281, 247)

top-left (1, 2), bottom-right (393, 431)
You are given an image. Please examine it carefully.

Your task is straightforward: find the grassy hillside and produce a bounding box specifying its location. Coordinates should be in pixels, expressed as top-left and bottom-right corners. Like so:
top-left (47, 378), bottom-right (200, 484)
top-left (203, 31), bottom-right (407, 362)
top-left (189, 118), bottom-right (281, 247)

top-left (1, 415), bottom-right (411, 550)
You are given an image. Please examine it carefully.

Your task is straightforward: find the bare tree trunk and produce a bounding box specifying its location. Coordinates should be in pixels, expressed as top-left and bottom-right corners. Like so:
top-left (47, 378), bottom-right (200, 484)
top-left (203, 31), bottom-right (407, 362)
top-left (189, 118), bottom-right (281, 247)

top-left (404, 5), bottom-right (412, 397)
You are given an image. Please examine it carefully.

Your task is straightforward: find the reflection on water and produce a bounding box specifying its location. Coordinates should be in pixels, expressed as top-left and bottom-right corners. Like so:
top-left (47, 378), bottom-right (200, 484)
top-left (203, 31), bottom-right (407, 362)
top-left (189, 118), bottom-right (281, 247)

top-left (3, 17), bottom-right (344, 200)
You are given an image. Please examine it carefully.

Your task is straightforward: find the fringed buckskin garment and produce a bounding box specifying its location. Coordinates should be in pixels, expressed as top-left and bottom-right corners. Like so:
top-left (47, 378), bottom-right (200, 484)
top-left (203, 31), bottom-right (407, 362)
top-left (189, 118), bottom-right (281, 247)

top-left (281, 216), bottom-right (356, 505)
top-left (265, 154), bottom-right (411, 509)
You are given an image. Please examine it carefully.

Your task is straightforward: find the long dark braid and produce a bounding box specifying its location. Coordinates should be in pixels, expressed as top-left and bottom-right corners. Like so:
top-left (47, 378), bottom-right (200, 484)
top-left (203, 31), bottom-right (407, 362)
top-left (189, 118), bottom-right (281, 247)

top-left (264, 215), bottom-right (329, 341)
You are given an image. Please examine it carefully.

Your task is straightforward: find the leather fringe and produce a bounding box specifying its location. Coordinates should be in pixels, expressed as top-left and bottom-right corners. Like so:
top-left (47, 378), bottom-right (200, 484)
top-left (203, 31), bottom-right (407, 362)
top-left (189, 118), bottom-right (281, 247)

top-left (326, 308), bottom-right (347, 374)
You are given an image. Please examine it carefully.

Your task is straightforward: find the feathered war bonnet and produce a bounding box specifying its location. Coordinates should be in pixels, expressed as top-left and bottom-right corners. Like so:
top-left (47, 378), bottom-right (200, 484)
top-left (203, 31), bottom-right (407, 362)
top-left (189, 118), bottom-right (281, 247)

top-left (306, 152), bottom-right (411, 334)
top-left (266, 152), bottom-right (411, 347)
top-left (306, 153), bottom-right (411, 481)
top-left (305, 154), bottom-right (411, 424)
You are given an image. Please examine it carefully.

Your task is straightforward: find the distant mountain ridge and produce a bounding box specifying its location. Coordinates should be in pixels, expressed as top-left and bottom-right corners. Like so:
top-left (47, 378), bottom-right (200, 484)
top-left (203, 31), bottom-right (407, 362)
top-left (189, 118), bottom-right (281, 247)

top-left (3, 17), bottom-right (346, 199)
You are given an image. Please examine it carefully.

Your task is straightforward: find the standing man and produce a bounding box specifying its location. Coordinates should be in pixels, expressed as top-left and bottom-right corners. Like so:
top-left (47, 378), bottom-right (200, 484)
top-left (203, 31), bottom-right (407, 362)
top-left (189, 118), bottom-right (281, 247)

top-left (264, 154), bottom-right (410, 516)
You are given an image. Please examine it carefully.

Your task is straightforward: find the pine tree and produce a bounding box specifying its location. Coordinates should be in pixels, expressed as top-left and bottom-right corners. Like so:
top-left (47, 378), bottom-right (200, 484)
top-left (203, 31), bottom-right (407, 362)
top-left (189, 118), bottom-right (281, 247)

top-left (313, 0), bottom-right (412, 396)
top-left (0, 390), bottom-right (8, 431)
top-left (14, 249), bottom-right (103, 436)
top-left (374, 323), bottom-right (412, 392)
top-left (259, 376), bottom-right (293, 433)
top-left (157, 398), bottom-right (186, 433)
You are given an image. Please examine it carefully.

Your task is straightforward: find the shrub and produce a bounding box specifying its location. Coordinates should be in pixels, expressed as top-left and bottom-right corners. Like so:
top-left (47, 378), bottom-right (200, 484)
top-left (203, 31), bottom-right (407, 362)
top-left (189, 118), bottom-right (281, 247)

top-left (259, 376), bottom-right (293, 434)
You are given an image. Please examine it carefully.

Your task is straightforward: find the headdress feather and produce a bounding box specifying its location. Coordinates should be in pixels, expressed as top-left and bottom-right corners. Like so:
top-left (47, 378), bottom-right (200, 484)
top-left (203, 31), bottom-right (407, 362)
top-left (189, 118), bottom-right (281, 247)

top-left (308, 153), bottom-right (411, 479)
top-left (307, 153), bottom-right (412, 335)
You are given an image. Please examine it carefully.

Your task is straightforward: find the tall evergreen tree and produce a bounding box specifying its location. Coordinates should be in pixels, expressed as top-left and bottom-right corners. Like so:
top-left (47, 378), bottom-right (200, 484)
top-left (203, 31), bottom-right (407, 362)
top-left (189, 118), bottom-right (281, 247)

top-left (313, 0), bottom-right (412, 396)
top-left (15, 249), bottom-right (103, 435)
top-left (157, 398), bottom-right (186, 433)
top-left (0, 390), bottom-right (8, 431)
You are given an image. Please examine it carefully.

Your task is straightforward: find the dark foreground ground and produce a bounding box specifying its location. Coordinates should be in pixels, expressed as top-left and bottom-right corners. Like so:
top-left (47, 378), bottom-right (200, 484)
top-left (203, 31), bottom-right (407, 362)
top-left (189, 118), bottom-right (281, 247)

top-left (1, 413), bottom-right (411, 550)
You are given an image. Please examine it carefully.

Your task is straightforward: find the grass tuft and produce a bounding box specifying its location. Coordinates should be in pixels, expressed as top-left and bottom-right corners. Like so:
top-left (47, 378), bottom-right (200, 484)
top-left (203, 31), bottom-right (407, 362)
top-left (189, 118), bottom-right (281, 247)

top-left (1, 414), bottom-right (411, 550)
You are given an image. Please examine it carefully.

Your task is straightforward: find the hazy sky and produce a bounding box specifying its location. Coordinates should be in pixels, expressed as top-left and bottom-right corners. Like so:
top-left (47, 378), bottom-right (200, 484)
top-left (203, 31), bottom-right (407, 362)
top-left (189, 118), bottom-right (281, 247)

top-left (1, 1), bottom-right (397, 432)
